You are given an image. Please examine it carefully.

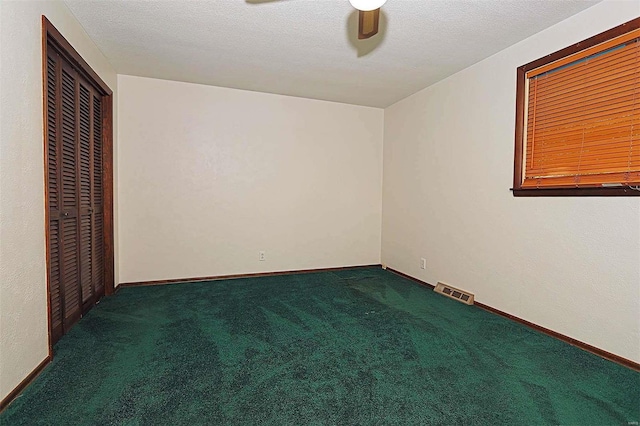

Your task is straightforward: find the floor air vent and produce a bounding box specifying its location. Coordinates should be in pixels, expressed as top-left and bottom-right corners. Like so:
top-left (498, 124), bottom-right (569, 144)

top-left (434, 282), bottom-right (474, 305)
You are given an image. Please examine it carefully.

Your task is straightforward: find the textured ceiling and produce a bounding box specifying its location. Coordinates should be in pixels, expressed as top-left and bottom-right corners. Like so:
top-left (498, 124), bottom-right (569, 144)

top-left (64, 0), bottom-right (602, 107)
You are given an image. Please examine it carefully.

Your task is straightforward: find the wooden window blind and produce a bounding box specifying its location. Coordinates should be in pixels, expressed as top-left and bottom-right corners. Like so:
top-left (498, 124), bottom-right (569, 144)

top-left (514, 18), bottom-right (640, 196)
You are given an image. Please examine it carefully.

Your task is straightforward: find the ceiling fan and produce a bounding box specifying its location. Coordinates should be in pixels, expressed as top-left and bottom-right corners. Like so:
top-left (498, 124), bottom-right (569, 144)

top-left (349, 0), bottom-right (387, 39)
top-left (249, 0), bottom-right (387, 40)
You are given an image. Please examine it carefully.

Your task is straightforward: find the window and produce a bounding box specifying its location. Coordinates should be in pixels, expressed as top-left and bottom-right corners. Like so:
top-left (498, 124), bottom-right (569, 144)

top-left (513, 18), bottom-right (639, 196)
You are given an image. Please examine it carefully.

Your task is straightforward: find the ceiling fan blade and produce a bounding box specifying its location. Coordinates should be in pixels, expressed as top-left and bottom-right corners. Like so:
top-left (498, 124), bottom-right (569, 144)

top-left (358, 8), bottom-right (380, 39)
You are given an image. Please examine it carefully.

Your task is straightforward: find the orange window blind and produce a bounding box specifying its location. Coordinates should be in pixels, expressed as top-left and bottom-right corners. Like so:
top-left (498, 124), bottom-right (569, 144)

top-left (521, 32), bottom-right (640, 189)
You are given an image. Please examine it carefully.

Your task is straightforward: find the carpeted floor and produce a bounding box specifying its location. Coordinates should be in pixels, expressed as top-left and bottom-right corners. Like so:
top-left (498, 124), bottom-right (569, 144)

top-left (2, 267), bottom-right (639, 425)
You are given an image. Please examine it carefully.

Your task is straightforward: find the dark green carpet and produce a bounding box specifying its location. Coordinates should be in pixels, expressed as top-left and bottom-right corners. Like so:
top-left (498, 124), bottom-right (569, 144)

top-left (2, 267), bottom-right (639, 425)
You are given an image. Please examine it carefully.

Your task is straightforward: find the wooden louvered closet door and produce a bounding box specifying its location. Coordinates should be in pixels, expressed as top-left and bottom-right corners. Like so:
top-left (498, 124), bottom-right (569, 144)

top-left (47, 48), bottom-right (105, 344)
top-left (92, 93), bottom-right (105, 299)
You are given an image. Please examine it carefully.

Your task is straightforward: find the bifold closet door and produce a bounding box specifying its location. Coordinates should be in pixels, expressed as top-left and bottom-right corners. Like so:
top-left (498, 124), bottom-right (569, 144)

top-left (78, 78), bottom-right (105, 308)
top-left (47, 49), bottom-right (105, 344)
top-left (92, 93), bottom-right (105, 299)
top-left (47, 50), bottom-right (64, 343)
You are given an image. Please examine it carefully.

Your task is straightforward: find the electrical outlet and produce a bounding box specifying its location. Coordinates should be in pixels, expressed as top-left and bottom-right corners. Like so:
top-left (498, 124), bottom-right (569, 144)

top-left (420, 258), bottom-right (426, 269)
top-left (259, 251), bottom-right (266, 261)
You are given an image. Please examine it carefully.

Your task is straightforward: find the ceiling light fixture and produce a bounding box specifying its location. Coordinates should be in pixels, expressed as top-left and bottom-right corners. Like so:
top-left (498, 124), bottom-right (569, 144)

top-left (348, 0), bottom-right (387, 12)
top-left (349, 0), bottom-right (387, 39)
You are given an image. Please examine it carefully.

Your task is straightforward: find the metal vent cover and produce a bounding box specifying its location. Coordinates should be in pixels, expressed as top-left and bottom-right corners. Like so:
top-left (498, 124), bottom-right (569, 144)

top-left (434, 282), bottom-right (474, 305)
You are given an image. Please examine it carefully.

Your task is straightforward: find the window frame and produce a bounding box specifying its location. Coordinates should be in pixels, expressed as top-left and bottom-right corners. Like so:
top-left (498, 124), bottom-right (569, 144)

top-left (512, 17), bottom-right (640, 197)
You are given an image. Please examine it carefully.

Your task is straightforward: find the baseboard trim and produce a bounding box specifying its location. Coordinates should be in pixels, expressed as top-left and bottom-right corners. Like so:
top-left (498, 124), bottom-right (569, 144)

top-left (474, 302), bottom-right (640, 371)
top-left (119, 264), bottom-right (383, 288)
top-left (0, 355), bottom-right (52, 412)
top-left (387, 267), bottom-right (436, 289)
top-left (386, 267), bottom-right (640, 372)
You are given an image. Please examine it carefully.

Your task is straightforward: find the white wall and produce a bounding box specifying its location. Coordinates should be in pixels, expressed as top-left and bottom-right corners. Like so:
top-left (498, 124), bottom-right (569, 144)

top-left (382, 0), bottom-right (640, 363)
top-left (117, 75), bottom-right (383, 283)
top-left (0, 0), bottom-right (117, 401)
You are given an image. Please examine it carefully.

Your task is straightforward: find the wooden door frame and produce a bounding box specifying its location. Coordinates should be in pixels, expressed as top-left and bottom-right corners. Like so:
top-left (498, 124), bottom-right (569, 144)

top-left (42, 16), bottom-right (114, 355)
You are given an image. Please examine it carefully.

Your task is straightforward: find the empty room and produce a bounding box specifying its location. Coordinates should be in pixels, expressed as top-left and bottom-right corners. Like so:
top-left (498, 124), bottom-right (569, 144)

top-left (1, 0), bottom-right (639, 424)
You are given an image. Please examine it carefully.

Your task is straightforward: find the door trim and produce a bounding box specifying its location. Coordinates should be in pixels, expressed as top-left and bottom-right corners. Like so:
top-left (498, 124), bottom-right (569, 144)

top-left (42, 16), bottom-right (114, 355)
